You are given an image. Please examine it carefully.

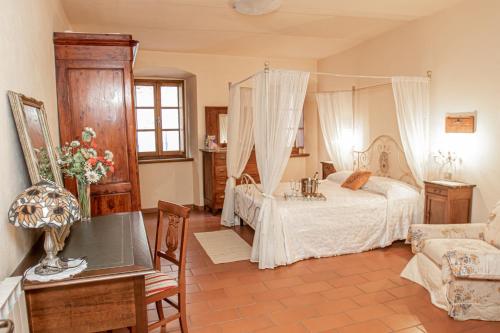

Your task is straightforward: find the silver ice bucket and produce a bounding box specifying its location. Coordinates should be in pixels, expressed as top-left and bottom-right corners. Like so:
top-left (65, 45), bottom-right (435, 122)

top-left (301, 177), bottom-right (319, 196)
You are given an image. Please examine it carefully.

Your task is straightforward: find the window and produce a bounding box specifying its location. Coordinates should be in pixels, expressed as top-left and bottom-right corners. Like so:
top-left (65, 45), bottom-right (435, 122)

top-left (134, 79), bottom-right (186, 160)
top-left (291, 113), bottom-right (305, 155)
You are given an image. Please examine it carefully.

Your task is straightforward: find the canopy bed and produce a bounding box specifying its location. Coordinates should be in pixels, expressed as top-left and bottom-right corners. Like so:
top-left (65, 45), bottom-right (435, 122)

top-left (234, 135), bottom-right (420, 265)
top-left (221, 64), bottom-right (431, 269)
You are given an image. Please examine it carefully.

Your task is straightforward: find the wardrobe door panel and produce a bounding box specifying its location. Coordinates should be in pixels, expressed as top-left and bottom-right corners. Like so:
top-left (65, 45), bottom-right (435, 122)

top-left (54, 33), bottom-right (141, 216)
top-left (91, 193), bottom-right (132, 216)
top-left (66, 68), bottom-right (131, 185)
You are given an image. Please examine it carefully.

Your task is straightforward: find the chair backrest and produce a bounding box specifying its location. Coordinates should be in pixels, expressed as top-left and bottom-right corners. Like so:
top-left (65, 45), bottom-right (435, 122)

top-left (153, 201), bottom-right (190, 282)
top-left (485, 201), bottom-right (500, 249)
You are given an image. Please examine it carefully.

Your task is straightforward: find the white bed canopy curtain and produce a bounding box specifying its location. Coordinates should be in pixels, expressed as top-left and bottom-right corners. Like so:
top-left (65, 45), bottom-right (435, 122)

top-left (221, 86), bottom-right (254, 227)
top-left (250, 69), bottom-right (309, 269)
top-left (224, 65), bottom-right (430, 268)
top-left (391, 76), bottom-right (431, 188)
top-left (316, 91), bottom-right (354, 170)
top-left (392, 76), bottom-right (430, 223)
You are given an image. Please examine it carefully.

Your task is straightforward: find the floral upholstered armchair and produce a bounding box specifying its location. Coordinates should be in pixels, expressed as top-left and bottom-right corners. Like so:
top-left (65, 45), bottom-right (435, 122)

top-left (401, 202), bottom-right (500, 321)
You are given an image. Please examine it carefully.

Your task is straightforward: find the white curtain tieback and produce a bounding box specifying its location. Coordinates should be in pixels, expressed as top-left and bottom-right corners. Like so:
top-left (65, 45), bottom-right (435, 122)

top-left (261, 193), bottom-right (275, 199)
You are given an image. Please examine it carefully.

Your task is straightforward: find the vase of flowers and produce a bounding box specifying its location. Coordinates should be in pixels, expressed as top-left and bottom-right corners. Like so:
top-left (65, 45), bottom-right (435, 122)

top-left (58, 127), bottom-right (115, 222)
top-left (433, 150), bottom-right (458, 180)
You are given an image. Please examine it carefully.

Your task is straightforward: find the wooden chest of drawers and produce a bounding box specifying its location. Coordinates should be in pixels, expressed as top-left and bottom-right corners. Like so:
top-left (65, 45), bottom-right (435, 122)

top-left (424, 180), bottom-right (475, 224)
top-left (202, 150), bottom-right (259, 213)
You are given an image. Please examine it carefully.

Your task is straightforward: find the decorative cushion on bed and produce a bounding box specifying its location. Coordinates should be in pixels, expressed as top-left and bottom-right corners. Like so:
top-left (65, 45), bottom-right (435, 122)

top-left (341, 171), bottom-right (372, 190)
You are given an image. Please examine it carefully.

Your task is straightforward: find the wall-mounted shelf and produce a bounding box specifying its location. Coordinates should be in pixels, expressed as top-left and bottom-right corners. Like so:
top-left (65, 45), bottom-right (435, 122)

top-left (445, 112), bottom-right (476, 133)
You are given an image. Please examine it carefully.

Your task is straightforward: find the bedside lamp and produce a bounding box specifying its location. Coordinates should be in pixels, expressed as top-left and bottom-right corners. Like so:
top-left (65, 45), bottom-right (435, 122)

top-left (8, 181), bottom-right (80, 275)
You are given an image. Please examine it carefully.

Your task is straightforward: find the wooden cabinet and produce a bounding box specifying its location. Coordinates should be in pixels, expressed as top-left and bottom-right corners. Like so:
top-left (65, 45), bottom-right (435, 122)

top-left (202, 150), bottom-right (259, 213)
top-left (424, 180), bottom-right (475, 224)
top-left (320, 161), bottom-right (337, 179)
top-left (54, 33), bottom-right (141, 215)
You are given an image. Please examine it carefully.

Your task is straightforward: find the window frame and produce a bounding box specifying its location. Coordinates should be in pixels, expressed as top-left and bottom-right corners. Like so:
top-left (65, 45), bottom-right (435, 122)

top-left (134, 79), bottom-right (186, 161)
top-left (291, 112), bottom-right (305, 155)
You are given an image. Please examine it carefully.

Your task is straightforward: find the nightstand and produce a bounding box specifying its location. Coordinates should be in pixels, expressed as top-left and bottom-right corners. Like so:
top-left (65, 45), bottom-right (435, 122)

top-left (320, 161), bottom-right (337, 179)
top-left (424, 180), bottom-right (476, 224)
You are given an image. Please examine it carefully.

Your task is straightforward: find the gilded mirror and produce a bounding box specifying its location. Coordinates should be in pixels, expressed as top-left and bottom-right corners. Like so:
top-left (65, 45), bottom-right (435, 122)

top-left (8, 91), bottom-right (69, 251)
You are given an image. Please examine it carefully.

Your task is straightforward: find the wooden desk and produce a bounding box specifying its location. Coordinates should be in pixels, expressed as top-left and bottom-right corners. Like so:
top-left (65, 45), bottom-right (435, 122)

top-left (21, 212), bottom-right (154, 333)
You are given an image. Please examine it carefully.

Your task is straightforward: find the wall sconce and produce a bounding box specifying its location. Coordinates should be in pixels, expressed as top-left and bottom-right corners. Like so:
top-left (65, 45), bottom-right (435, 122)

top-left (445, 112), bottom-right (476, 133)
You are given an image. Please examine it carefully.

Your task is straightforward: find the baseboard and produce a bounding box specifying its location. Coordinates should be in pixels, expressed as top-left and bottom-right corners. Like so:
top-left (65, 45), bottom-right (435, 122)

top-left (141, 204), bottom-right (204, 214)
top-left (190, 204), bottom-right (205, 212)
top-left (141, 207), bottom-right (158, 214)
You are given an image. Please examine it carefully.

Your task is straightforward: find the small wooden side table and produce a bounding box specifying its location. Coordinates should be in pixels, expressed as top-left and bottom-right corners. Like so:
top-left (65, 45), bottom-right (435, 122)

top-left (320, 161), bottom-right (337, 179)
top-left (424, 180), bottom-right (476, 224)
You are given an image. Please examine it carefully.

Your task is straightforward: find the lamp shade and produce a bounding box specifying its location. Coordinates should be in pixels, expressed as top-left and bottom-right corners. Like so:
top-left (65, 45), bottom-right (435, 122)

top-left (8, 181), bottom-right (80, 228)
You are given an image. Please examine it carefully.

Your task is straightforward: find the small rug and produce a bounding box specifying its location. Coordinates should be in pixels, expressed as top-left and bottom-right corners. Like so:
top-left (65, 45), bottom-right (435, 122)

top-left (194, 230), bottom-right (251, 264)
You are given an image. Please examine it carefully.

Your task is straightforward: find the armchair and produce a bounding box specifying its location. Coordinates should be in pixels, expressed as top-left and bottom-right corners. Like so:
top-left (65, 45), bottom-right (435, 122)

top-left (401, 202), bottom-right (500, 321)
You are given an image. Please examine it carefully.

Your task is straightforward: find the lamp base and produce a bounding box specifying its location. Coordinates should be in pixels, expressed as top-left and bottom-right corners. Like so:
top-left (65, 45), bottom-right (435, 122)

top-left (34, 256), bottom-right (68, 275)
top-left (35, 228), bottom-right (69, 275)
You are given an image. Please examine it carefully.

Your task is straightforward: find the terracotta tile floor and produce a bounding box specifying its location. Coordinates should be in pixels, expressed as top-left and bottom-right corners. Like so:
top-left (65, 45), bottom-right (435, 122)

top-left (124, 211), bottom-right (500, 333)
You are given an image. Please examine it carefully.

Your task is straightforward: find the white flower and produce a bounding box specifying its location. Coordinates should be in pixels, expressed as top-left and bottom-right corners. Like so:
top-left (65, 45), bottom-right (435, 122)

top-left (84, 161), bottom-right (93, 172)
top-left (87, 148), bottom-right (97, 157)
top-left (70, 140), bottom-right (80, 148)
top-left (85, 170), bottom-right (101, 183)
top-left (82, 127), bottom-right (96, 142)
top-left (96, 163), bottom-right (106, 175)
top-left (84, 127), bottom-right (96, 137)
top-left (104, 150), bottom-right (114, 161)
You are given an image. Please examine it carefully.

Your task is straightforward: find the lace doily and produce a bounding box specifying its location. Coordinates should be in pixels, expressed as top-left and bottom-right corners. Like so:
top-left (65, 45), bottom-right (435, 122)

top-left (24, 258), bottom-right (88, 282)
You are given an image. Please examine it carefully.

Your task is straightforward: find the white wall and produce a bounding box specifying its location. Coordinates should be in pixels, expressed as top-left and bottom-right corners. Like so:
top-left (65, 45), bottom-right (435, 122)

top-left (134, 51), bottom-right (318, 208)
top-left (318, 0), bottom-right (500, 221)
top-left (0, 0), bottom-right (70, 278)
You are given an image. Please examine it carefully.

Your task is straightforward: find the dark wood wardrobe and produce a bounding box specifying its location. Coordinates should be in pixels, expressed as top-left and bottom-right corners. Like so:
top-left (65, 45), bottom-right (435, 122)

top-left (53, 32), bottom-right (141, 215)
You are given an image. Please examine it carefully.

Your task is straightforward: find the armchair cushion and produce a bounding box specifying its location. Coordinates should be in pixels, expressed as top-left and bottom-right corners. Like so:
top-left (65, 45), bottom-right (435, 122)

top-left (485, 201), bottom-right (500, 248)
top-left (408, 223), bottom-right (487, 253)
top-left (444, 250), bottom-right (500, 280)
top-left (421, 238), bottom-right (497, 267)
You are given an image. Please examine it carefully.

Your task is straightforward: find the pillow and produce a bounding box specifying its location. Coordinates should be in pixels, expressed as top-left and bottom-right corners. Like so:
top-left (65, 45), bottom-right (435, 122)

top-left (326, 170), bottom-right (352, 184)
top-left (341, 171), bottom-right (372, 190)
top-left (363, 176), bottom-right (419, 199)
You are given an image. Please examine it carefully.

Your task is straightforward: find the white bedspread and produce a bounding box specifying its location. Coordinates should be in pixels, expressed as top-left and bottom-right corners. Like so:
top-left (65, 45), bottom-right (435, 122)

top-left (234, 175), bottom-right (419, 265)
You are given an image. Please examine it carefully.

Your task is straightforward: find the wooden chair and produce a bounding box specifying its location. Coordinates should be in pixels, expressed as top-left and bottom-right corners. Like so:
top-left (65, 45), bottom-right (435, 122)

top-left (144, 201), bottom-right (190, 332)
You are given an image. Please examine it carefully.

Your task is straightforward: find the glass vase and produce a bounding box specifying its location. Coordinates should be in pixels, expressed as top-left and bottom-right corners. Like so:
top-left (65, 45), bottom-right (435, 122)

top-left (76, 179), bottom-right (91, 222)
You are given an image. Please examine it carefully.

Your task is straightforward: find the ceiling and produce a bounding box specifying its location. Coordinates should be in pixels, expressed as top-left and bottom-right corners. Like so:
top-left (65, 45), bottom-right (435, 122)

top-left (61, 0), bottom-right (463, 59)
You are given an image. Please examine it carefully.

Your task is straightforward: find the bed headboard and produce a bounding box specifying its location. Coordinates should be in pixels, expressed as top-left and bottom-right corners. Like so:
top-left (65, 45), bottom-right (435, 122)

top-left (353, 135), bottom-right (418, 188)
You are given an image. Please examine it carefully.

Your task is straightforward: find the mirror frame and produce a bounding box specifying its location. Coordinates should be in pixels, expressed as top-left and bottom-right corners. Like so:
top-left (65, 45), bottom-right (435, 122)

top-left (218, 113), bottom-right (228, 145)
top-left (205, 106), bottom-right (227, 147)
top-left (8, 91), bottom-right (69, 251)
